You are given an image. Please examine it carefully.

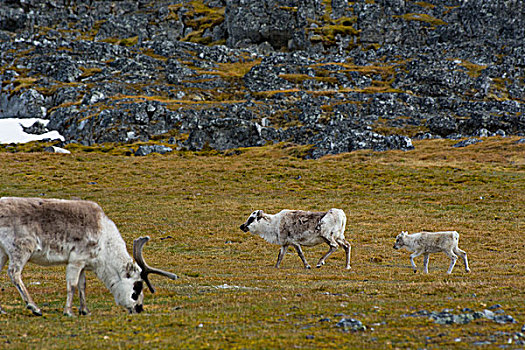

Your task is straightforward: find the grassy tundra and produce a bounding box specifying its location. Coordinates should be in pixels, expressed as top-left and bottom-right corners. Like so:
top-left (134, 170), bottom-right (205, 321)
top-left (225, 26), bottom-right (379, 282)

top-left (0, 137), bottom-right (523, 349)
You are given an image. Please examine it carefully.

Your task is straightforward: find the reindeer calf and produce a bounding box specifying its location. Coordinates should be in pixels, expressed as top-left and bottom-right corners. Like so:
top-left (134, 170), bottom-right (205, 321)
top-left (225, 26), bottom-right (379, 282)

top-left (393, 231), bottom-right (470, 274)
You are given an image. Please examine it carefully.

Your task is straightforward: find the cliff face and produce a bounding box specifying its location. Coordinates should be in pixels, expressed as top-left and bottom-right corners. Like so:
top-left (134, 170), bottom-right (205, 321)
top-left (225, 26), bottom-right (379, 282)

top-left (1, 0), bottom-right (523, 157)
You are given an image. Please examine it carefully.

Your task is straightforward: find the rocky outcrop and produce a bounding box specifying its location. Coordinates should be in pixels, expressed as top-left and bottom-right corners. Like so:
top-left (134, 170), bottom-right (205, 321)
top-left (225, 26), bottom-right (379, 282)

top-left (134, 144), bottom-right (173, 156)
top-left (0, 0), bottom-right (523, 158)
top-left (225, 0), bottom-right (322, 50)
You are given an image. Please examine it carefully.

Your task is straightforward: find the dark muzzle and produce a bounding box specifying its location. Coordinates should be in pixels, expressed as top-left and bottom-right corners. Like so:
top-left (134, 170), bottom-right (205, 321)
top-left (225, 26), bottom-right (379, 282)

top-left (240, 224), bottom-right (249, 232)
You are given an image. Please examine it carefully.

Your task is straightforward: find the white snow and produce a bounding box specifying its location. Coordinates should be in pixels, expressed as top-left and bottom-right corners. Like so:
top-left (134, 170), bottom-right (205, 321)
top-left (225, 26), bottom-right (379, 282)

top-left (0, 118), bottom-right (64, 144)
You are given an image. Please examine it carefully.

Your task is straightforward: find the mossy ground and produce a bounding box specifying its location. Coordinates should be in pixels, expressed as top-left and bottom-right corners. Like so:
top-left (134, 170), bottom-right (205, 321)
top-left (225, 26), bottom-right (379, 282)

top-left (0, 138), bottom-right (524, 349)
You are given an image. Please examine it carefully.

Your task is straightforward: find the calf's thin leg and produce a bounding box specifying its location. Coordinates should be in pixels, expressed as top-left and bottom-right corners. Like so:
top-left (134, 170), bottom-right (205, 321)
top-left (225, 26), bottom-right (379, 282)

top-left (444, 250), bottom-right (458, 274)
top-left (409, 250), bottom-right (423, 273)
top-left (454, 247), bottom-right (470, 273)
top-left (423, 253), bottom-right (430, 274)
top-left (292, 244), bottom-right (311, 269)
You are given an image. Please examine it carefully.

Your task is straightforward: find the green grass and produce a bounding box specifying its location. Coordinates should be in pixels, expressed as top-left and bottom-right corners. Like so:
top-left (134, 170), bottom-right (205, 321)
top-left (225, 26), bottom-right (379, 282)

top-left (0, 138), bottom-right (524, 349)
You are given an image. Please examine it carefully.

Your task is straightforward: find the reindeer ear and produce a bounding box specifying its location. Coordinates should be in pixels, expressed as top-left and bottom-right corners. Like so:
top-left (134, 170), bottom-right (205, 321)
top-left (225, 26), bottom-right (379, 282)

top-left (257, 210), bottom-right (264, 219)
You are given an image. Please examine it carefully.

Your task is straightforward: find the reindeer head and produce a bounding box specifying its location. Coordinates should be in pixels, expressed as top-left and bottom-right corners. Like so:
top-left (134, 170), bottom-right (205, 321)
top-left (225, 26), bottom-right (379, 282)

top-left (240, 210), bottom-right (264, 233)
top-left (393, 231), bottom-right (408, 249)
top-left (112, 261), bottom-right (145, 314)
top-left (114, 236), bottom-right (178, 314)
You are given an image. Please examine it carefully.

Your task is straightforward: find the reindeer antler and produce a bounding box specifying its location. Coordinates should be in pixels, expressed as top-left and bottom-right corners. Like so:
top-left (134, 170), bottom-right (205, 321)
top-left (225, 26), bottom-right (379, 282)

top-left (133, 236), bottom-right (178, 293)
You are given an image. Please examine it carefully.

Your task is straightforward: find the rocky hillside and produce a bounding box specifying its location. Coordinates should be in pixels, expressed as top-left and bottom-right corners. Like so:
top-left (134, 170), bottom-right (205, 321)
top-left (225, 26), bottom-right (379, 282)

top-left (1, 0), bottom-right (523, 158)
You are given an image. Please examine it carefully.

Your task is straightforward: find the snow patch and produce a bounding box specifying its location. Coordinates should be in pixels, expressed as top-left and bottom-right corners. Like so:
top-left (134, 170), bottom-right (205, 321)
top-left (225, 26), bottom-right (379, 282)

top-left (0, 118), bottom-right (64, 144)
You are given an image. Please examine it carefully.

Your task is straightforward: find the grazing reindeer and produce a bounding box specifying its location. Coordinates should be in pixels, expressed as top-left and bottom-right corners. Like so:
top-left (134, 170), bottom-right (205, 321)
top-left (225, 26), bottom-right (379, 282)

top-left (240, 209), bottom-right (351, 269)
top-left (0, 197), bottom-right (177, 316)
top-left (393, 231), bottom-right (470, 274)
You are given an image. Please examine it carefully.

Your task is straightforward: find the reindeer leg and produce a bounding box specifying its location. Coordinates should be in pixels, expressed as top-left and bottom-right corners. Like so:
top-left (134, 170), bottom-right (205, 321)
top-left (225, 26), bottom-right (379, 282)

top-left (409, 250), bottom-right (423, 273)
top-left (78, 268), bottom-right (90, 315)
top-left (0, 250), bottom-right (7, 314)
top-left (64, 262), bottom-right (84, 317)
top-left (454, 247), bottom-right (470, 273)
top-left (8, 251), bottom-right (41, 316)
top-left (275, 245), bottom-right (288, 268)
top-left (317, 245), bottom-right (337, 268)
top-left (444, 250), bottom-right (458, 274)
top-left (339, 239), bottom-right (352, 270)
top-left (292, 244), bottom-right (311, 269)
top-left (423, 253), bottom-right (430, 274)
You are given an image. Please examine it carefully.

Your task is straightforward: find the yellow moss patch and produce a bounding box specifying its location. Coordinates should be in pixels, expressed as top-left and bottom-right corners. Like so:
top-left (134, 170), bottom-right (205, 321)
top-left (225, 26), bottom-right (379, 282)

top-left (279, 73), bottom-right (338, 84)
top-left (346, 86), bottom-right (405, 94)
top-left (196, 59), bottom-right (262, 81)
top-left (308, 22), bottom-right (360, 45)
top-left (252, 89), bottom-right (302, 98)
top-left (394, 13), bottom-right (448, 26)
top-left (78, 19), bottom-right (106, 40)
top-left (455, 59), bottom-right (488, 78)
top-left (309, 1), bottom-right (359, 47)
top-left (47, 100), bottom-right (82, 114)
top-left (373, 116), bottom-right (427, 137)
top-left (182, 29), bottom-right (211, 45)
top-left (487, 78), bottom-right (512, 101)
top-left (279, 6), bottom-right (298, 12)
top-left (10, 77), bottom-right (38, 93)
top-left (174, 1), bottom-right (225, 45)
top-left (79, 67), bottom-right (103, 79)
top-left (311, 62), bottom-right (397, 77)
top-left (415, 1), bottom-right (436, 9)
top-left (100, 36), bottom-right (139, 47)
top-left (36, 82), bottom-right (83, 98)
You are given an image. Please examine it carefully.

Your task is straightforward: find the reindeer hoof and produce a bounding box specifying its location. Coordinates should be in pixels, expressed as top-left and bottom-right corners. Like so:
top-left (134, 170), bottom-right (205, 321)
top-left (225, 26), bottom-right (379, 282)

top-left (305, 265), bottom-right (311, 269)
top-left (27, 303), bottom-right (42, 316)
top-left (79, 309), bottom-right (90, 316)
